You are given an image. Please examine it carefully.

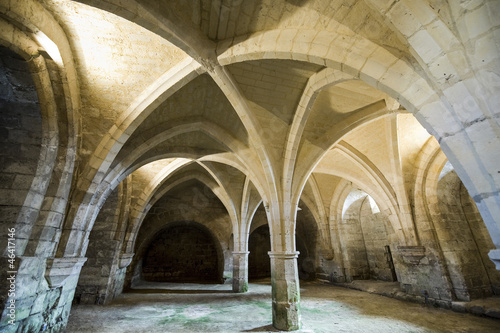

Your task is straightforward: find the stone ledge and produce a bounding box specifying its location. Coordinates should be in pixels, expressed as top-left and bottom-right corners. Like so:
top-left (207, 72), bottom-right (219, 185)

top-left (398, 246), bottom-right (426, 265)
top-left (268, 251), bottom-right (300, 259)
top-left (331, 280), bottom-right (500, 320)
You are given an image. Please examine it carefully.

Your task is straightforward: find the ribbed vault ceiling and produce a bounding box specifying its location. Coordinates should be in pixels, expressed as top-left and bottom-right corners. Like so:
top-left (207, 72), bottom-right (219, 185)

top-left (28, 0), bottom-right (439, 250)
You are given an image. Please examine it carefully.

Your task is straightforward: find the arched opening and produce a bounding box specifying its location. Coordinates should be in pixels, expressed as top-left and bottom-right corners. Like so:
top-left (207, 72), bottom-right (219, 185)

top-left (340, 189), bottom-right (396, 282)
top-left (75, 185), bottom-right (123, 305)
top-left (248, 224), bottom-right (271, 280)
top-left (141, 222), bottom-right (224, 283)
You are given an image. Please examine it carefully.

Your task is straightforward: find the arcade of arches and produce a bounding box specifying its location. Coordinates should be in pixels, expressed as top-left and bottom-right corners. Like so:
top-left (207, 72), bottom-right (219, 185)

top-left (1, 0), bottom-right (499, 331)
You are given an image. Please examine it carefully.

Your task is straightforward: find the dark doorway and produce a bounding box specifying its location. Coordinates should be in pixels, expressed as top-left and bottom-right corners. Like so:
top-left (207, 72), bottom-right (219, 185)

top-left (142, 223), bottom-right (222, 283)
top-left (297, 235), bottom-right (315, 281)
top-left (249, 225), bottom-right (271, 279)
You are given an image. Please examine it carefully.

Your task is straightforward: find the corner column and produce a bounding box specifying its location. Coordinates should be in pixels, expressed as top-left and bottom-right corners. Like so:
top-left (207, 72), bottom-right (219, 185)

top-left (268, 251), bottom-right (301, 331)
top-left (232, 251), bottom-right (249, 293)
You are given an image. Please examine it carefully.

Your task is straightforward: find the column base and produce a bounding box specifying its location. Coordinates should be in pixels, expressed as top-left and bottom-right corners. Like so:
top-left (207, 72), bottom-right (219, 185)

top-left (272, 299), bottom-right (301, 331)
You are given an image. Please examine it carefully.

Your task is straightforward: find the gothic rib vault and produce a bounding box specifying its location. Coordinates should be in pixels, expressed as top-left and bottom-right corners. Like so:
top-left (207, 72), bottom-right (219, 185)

top-left (0, 0), bottom-right (499, 331)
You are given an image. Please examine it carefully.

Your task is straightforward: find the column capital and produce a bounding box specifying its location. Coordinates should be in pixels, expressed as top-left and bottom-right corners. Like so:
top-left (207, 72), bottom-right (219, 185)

top-left (232, 251), bottom-right (250, 255)
top-left (268, 251), bottom-right (300, 259)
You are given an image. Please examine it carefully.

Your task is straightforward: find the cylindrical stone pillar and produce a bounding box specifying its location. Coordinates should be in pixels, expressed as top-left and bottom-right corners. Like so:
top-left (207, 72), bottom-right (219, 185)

top-left (232, 251), bottom-right (249, 293)
top-left (268, 251), bottom-right (301, 331)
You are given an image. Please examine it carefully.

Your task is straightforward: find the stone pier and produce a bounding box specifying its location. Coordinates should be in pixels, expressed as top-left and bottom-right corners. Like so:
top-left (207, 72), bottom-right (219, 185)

top-left (232, 251), bottom-right (249, 293)
top-left (269, 251), bottom-right (301, 331)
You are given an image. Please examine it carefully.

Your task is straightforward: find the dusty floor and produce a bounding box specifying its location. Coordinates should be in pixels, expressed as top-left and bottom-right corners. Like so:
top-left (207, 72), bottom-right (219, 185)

top-left (66, 280), bottom-right (500, 333)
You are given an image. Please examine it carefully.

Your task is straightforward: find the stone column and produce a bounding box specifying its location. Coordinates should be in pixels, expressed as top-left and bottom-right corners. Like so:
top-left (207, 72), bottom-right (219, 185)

top-left (268, 251), bottom-right (301, 331)
top-left (232, 251), bottom-right (249, 293)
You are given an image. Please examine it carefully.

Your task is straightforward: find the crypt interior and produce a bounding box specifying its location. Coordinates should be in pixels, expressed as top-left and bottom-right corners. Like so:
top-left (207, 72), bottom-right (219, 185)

top-left (1, 0), bottom-right (500, 332)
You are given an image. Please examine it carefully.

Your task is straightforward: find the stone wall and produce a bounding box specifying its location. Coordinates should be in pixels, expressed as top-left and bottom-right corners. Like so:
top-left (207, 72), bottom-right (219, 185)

top-left (435, 170), bottom-right (496, 300)
top-left (142, 224), bottom-right (220, 283)
top-left (322, 194), bottom-right (397, 283)
top-left (392, 247), bottom-right (454, 302)
top-left (359, 199), bottom-right (396, 281)
top-left (75, 188), bottom-right (122, 305)
top-left (362, 166), bottom-right (500, 305)
top-left (0, 46), bottom-right (76, 333)
top-left (339, 197), bottom-right (370, 281)
top-left (0, 257), bottom-right (83, 333)
top-left (0, 46), bottom-right (42, 253)
top-left (460, 186), bottom-right (500, 294)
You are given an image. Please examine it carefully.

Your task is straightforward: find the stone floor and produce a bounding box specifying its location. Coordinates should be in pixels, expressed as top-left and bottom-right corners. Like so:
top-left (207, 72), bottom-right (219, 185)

top-left (66, 280), bottom-right (500, 333)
